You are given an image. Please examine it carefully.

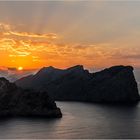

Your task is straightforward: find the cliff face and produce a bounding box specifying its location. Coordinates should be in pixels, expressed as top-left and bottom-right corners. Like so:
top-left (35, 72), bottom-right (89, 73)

top-left (88, 66), bottom-right (140, 102)
top-left (15, 65), bottom-right (140, 103)
top-left (0, 78), bottom-right (62, 117)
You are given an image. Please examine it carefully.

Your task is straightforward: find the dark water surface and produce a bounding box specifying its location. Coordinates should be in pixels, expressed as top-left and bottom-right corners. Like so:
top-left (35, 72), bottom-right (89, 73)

top-left (0, 102), bottom-right (140, 139)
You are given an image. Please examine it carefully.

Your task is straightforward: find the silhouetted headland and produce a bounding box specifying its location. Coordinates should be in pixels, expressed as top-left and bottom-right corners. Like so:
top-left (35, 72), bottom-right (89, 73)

top-left (0, 78), bottom-right (62, 118)
top-left (16, 65), bottom-right (140, 103)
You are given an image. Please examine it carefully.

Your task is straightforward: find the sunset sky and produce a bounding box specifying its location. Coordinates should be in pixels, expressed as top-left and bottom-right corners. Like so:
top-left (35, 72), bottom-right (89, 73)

top-left (0, 1), bottom-right (140, 71)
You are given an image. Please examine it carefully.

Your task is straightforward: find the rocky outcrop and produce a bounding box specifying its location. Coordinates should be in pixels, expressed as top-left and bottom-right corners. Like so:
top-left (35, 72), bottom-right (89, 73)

top-left (15, 65), bottom-right (140, 103)
top-left (0, 78), bottom-right (62, 117)
top-left (88, 66), bottom-right (140, 102)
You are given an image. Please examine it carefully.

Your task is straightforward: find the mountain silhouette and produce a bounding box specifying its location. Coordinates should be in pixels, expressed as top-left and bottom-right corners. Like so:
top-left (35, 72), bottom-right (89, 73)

top-left (0, 77), bottom-right (62, 117)
top-left (15, 65), bottom-right (140, 103)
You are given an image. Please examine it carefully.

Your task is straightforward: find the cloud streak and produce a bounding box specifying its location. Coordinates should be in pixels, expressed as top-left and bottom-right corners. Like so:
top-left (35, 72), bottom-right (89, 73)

top-left (0, 22), bottom-right (58, 39)
top-left (8, 31), bottom-right (58, 39)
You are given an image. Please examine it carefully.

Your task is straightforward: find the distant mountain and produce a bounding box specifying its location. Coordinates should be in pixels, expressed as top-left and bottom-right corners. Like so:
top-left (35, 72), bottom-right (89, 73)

top-left (0, 77), bottom-right (62, 117)
top-left (15, 65), bottom-right (91, 89)
top-left (0, 69), bottom-right (37, 82)
top-left (15, 65), bottom-right (140, 103)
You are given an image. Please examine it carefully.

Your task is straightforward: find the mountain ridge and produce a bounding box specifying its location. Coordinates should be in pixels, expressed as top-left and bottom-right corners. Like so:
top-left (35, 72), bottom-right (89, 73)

top-left (15, 65), bottom-right (140, 103)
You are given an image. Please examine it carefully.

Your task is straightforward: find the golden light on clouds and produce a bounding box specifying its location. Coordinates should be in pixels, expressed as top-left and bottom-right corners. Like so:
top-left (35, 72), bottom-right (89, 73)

top-left (0, 22), bottom-right (140, 69)
top-left (0, 1), bottom-right (140, 71)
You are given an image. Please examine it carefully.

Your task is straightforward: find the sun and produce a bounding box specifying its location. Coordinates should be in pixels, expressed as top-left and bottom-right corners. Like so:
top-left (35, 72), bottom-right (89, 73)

top-left (18, 66), bottom-right (23, 71)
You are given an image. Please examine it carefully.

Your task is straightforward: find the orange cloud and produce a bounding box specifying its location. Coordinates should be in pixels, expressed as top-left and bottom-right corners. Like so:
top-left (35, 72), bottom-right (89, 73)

top-left (8, 31), bottom-right (58, 39)
top-left (0, 22), bottom-right (140, 69)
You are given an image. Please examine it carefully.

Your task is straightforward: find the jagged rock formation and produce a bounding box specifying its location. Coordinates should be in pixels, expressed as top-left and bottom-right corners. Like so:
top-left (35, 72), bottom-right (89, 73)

top-left (0, 78), bottom-right (62, 117)
top-left (15, 65), bottom-right (140, 103)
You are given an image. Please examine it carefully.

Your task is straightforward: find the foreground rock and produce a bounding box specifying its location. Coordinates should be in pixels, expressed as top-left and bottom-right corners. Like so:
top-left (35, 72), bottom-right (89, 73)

top-left (0, 78), bottom-right (62, 117)
top-left (16, 65), bottom-right (140, 103)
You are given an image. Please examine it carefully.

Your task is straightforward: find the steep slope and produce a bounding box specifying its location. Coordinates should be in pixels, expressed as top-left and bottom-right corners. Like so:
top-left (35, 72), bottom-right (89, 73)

top-left (88, 66), bottom-right (140, 102)
top-left (15, 65), bottom-right (140, 103)
top-left (0, 78), bottom-right (62, 117)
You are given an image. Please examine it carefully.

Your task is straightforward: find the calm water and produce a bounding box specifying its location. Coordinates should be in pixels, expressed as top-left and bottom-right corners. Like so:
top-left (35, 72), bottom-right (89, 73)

top-left (0, 102), bottom-right (140, 139)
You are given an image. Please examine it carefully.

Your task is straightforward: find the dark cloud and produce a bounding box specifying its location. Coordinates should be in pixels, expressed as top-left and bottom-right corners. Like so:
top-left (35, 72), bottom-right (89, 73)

top-left (8, 67), bottom-right (17, 71)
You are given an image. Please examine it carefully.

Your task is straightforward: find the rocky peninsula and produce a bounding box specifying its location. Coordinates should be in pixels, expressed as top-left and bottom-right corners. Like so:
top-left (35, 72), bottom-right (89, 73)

top-left (16, 65), bottom-right (140, 103)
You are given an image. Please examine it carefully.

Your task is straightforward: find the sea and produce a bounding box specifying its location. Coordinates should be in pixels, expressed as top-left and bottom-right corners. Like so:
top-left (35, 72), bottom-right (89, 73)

top-left (0, 101), bottom-right (140, 139)
top-left (0, 71), bottom-right (139, 139)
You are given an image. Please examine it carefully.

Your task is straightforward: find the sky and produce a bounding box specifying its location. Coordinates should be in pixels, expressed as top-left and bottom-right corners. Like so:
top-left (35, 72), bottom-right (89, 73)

top-left (0, 1), bottom-right (140, 71)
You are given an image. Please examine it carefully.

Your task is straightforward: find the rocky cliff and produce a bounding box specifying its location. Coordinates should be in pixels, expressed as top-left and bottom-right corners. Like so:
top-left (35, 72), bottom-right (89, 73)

top-left (0, 78), bottom-right (62, 117)
top-left (15, 65), bottom-right (140, 103)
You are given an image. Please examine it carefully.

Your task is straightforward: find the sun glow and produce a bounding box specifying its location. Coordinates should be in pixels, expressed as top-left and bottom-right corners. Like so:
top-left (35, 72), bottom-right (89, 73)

top-left (18, 66), bottom-right (23, 71)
